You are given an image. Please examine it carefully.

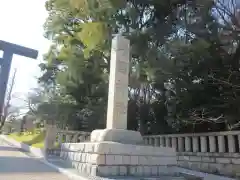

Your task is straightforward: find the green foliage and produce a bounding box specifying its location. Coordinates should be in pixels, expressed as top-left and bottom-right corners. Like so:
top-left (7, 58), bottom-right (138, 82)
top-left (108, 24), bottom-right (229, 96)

top-left (40, 0), bottom-right (240, 134)
top-left (77, 22), bottom-right (109, 57)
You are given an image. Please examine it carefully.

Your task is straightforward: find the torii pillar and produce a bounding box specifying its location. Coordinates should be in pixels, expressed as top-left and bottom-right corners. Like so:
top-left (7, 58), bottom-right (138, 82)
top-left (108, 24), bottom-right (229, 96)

top-left (0, 40), bottom-right (38, 116)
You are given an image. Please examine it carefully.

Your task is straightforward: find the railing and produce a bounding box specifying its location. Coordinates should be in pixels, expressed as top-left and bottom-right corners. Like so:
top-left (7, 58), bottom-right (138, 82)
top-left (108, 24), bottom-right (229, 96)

top-left (143, 131), bottom-right (240, 153)
top-left (56, 130), bottom-right (90, 144)
top-left (55, 129), bottom-right (240, 153)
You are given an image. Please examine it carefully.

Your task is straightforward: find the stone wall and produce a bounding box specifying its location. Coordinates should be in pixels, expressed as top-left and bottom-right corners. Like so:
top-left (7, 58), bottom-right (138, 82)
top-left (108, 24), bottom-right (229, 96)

top-left (177, 152), bottom-right (240, 178)
top-left (60, 142), bottom-right (177, 177)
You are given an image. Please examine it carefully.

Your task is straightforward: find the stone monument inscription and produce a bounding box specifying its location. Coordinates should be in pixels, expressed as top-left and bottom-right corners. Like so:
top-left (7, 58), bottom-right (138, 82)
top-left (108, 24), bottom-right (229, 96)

top-left (117, 60), bottom-right (128, 74)
top-left (115, 80), bottom-right (128, 98)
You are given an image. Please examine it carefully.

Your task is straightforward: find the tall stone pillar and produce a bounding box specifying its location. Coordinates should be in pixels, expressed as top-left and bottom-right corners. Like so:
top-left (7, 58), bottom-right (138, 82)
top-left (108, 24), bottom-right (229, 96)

top-left (90, 35), bottom-right (143, 145)
top-left (106, 35), bottom-right (129, 129)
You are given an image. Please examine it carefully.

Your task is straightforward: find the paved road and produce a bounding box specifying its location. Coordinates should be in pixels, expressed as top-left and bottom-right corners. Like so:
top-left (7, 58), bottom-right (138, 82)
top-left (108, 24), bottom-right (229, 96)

top-left (0, 141), bottom-right (72, 180)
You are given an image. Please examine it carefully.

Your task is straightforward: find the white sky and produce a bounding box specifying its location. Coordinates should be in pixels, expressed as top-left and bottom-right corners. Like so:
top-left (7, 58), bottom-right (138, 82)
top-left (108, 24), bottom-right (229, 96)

top-left (0, 0), bottom-right (51, 107)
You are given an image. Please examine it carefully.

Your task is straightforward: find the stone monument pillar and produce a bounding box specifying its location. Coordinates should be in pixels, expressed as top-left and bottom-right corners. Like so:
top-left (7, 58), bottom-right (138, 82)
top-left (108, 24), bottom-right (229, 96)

top-left (60, 35), bottom-right (178, 177)
top-left (90, 35), bottom-right (143, 144)
top-left (106, 35), bottom-right (129, 129)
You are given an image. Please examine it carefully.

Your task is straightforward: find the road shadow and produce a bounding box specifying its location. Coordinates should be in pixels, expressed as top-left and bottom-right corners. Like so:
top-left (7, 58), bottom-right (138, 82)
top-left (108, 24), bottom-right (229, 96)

top-left (0, 156), bottom-right (59, 173)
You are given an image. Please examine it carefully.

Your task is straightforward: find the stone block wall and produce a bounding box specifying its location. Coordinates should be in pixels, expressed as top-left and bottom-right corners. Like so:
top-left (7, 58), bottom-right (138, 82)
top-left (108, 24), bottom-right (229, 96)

top-left (60, 142), bottom-right (177, 177)
top-left (177, 152), bottom-right (240, 178)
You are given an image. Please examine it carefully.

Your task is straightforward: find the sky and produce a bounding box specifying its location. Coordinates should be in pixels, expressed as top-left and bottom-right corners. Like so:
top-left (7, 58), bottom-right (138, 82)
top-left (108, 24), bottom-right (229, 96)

top-left (0, 0), bottom-right (50, 108)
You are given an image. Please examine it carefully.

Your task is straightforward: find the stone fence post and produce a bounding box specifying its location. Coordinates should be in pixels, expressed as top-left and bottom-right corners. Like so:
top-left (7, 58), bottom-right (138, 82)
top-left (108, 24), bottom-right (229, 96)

top-left (44, 122), bottom-right (57, 156)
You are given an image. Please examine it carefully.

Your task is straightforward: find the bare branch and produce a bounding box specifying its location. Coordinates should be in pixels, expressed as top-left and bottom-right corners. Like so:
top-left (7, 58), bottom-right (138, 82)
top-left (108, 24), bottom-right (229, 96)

top-left (209, 75), bottom-right (240, 88)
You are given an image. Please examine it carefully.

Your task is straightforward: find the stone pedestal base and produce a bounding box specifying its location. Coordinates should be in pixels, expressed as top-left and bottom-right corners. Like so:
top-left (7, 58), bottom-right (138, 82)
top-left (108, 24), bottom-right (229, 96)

top-left (90, 129), bottom-right (143, 145)
top-left (60, 142), bottom-right (177, 177)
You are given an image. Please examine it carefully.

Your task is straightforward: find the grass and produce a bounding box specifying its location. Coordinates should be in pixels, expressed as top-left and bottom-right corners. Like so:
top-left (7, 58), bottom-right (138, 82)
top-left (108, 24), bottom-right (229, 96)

top-left (8, 129), bottom-right (59, 149)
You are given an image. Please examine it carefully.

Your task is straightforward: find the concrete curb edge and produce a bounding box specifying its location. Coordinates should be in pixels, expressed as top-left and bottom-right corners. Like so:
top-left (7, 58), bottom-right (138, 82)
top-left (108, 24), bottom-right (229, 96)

top-left (39, 158), bottom-right (89, 180)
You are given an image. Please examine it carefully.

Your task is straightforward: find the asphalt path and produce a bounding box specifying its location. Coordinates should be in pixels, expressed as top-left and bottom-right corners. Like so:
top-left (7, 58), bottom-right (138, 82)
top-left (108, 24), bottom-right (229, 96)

top-left (0, 141), bottom-right (72, 180)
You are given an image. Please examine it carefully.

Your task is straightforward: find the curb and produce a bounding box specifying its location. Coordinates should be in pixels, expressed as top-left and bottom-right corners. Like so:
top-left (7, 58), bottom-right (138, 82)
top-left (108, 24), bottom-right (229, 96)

top-left (39, 158), bottom-right (89, 180)
top-left (0, 135), bottom-right (89, 180)
top-left (174, 167), bottom-right (236, 180)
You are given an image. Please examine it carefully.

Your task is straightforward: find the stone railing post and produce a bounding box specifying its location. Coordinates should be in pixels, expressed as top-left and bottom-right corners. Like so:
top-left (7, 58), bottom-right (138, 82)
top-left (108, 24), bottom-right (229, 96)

top-left (150, 137), bottom-right (155, 146)
top-left (65, 134), bottom-right (71, 142)
top-left (218, 135), bottom-right (225, 152)
top-left (228, 135), bottom-right (236, 153)
top-left (160, 137), bottom-right (164, 147)
top-left (154, 137), bottom-right (160, 146)
top-left (185, 137), bottom-right (191, 152)
top-left (166, 137), bottom-right (171, 147)
top-left (209, 136), bottom-right (216, 152)
top-left (200, 136), bottom-right (207, 152)
top-left (144, 137), bottom-right (148, 145)
top-left (171, 137), bottom-right (177, 150)
top-left (178, 137), bottom-right (184, 151)
top-left (73, 134), bottom-right (79, 143)
top-left (192, 137), bottom-right (199, 152)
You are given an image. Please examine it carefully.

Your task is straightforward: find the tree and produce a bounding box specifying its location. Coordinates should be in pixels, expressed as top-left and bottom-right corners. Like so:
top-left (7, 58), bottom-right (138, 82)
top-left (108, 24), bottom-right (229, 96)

top-left (42, 0), bottom-right (188, 133)
top-left (41, 0), bottom-right (240, 134)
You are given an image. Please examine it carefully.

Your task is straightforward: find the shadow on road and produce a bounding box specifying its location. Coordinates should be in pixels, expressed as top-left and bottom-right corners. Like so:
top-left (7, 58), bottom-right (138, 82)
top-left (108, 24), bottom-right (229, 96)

top-left (0, 156), bottom-right (59, 173)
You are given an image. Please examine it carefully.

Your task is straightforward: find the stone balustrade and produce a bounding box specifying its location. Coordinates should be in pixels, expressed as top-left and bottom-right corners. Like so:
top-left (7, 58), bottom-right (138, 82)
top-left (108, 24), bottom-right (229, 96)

top-left (144, 131), bottom-right (240, 177)
top-left (56, 130), bottom-right (90, 144)
top-left (143, 131), bottom-right (240, 153)
top-left (47, 130), bottom-right (91, 156)
top-left (56, 130), bottom-right (240, 154)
